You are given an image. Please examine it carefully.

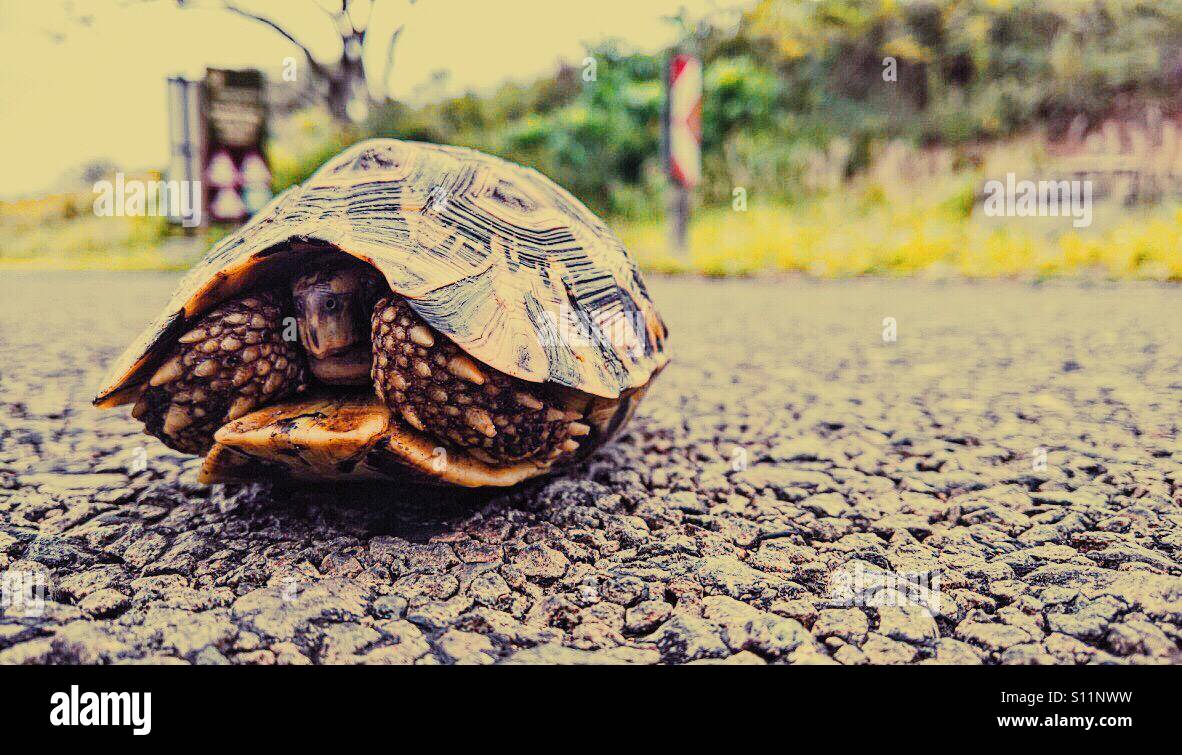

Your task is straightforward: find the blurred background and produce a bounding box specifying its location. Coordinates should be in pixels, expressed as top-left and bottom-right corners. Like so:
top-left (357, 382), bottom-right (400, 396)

top-left (2, 0), bottom-right (1182, 279)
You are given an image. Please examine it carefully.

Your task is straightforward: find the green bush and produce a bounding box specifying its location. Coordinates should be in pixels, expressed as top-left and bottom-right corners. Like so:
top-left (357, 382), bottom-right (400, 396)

top-left (281, 0), bottom-right (1182, 219)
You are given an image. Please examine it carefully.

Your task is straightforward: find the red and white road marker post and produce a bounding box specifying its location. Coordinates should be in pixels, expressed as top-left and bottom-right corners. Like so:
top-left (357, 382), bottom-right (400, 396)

top-left (665, 53), bottom-right (702, 256)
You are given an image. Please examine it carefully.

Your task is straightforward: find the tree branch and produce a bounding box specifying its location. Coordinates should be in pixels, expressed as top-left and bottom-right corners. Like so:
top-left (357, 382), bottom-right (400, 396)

top-left (380, 23), bottom-right (405, 99)
top-left (219, 2), bottom-right (332, 79)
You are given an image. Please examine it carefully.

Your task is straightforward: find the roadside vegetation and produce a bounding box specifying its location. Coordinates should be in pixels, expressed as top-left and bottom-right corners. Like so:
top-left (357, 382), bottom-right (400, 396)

top-left (4, 0), bottom-right (1181, 279)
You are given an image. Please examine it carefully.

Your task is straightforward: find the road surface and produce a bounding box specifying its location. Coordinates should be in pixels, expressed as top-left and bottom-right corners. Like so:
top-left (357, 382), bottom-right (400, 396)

top-left (1, 271), bottom-right (1179, 664)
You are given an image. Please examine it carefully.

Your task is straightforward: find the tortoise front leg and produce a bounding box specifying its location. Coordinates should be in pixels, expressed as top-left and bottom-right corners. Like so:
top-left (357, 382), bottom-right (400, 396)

top-left (133, 291), bottom-right (307, 454)
top-left (369, 296), bottom-right (589, 464)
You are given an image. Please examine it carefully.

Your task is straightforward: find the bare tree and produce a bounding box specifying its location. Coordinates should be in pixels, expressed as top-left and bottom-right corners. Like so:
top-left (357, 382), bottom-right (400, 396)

top-left (176, 0), bottom-right (410, 123)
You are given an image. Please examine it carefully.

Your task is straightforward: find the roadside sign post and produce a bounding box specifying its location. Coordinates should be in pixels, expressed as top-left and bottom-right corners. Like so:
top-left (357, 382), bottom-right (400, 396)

top-left (202, 68), bottom-right (272, 224)
top-left (665, 53), bottom-right (702, 256)
top-left (166, 75), bottom-right (204, 230)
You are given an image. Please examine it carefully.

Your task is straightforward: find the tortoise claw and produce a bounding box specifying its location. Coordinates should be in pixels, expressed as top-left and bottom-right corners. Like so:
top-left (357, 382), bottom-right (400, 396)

top-left (226, 397), bottom-right (256, 422)
top-left (162, 404), bottom-right (194, 435)
top-left (149, 356), bottom-right (183, 386)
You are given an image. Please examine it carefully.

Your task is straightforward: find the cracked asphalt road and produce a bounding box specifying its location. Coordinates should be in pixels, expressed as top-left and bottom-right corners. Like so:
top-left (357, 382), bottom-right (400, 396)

top-left (1, 271), bottom-right (1180, 664)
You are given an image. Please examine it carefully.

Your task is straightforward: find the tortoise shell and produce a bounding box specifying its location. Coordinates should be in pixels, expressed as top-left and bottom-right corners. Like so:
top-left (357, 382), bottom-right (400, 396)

top-left (95, 139), bottom-right (668, 409)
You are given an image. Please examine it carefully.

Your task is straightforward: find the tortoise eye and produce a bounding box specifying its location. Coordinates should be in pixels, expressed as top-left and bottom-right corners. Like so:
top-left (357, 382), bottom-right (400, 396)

top-left (324, 297), bottom-right (338, 311)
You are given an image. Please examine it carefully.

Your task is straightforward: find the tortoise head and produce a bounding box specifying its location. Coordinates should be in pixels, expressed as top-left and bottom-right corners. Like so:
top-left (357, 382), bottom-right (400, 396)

top-left (292, 260), bottom-right (384, 385)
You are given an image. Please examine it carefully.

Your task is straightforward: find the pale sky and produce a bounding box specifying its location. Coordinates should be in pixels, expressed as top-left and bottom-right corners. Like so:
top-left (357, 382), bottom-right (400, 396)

top-left (0, 0), bottom-right (747, 199)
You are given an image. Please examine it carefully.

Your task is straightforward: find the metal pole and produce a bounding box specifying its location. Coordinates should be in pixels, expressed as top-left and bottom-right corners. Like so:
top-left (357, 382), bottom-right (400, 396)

top-left (665, 52), bottom-right (700, 259)
top-left (669, 183), bottom-right (689, 254)
top-left (179, 78), bottom-right (197, 233)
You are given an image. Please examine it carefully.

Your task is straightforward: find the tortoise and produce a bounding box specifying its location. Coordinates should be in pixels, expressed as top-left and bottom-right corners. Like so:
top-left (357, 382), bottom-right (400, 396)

top-left (93, 139), bottom-right (669, 487)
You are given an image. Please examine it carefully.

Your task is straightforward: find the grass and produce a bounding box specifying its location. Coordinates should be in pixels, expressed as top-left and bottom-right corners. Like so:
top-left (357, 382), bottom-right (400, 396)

top-left (4, 179), bottom-right (1181, 281)
top-left (0, 216), bottom-right (194, 271)
top-left (618, 198), bottom-right (1182, 281)
top-left (0, 191), bottom-right (217, 271)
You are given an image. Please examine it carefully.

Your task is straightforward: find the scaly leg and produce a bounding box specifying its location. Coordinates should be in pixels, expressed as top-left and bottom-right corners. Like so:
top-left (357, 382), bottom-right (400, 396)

top-left (134, 291), bottom-right (306, 454)
top-left (370, 296), bottom-right (589, 464)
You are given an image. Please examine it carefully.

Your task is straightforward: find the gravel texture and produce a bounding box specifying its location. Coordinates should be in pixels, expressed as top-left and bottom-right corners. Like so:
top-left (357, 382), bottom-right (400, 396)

top-left (1, 271), bottom-right (1180, 665)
